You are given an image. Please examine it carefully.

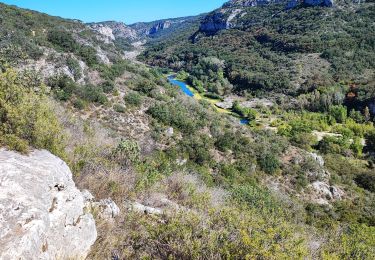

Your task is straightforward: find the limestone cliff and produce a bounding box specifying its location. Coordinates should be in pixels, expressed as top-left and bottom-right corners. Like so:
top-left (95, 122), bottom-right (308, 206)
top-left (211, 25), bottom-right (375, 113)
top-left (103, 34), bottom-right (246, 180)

top-left (200, 0), bottom-right (334, 33)
top-left (0, 149), bottom-right (97, 260)
top-left (88, 21), bottom-right (138, 43)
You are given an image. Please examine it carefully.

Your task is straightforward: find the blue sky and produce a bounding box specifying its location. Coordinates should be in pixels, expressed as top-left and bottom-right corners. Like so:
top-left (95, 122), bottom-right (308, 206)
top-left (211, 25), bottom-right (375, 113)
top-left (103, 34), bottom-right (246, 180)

top-left (1, 0), bottom-right (227, 24)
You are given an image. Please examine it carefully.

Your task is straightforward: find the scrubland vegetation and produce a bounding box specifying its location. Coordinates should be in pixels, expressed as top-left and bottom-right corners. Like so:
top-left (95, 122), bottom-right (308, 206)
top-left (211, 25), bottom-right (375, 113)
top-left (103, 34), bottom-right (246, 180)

top-left (1, 1), bottom-right (375, 259)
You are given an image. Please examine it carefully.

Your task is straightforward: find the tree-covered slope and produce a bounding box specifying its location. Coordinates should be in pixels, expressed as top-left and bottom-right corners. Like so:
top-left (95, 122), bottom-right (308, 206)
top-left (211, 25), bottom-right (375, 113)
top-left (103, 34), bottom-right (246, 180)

top-left (140, 1), bottom-right (375, 100)
top-left (1, 2), bottom-right (375, 259)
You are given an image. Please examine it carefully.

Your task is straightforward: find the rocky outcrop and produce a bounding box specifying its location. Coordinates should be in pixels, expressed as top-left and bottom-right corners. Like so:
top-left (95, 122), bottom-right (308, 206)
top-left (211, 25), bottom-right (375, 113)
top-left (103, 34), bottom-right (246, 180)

top-left (0, 149), bottom-right (97, 260)
top-left (310, 181), bottom-right (343, 204)
top-left (200, 12), bottom-right (229, 33)
top-left (130, 17), bottom-right (193, 38)
top-left (88, 21), bottom-right (138, 43)
top-left (149, 21), bottom-right (172, 35)
top-left (83, 189), bottom-right (120, 220)
top-left (200, 0), bottom-right (334, 33)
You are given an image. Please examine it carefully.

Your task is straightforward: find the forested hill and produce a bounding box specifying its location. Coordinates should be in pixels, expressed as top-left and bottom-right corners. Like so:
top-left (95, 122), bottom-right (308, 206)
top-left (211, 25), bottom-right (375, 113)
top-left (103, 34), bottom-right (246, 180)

top-left (1, 1), bottom-right (375, 259)
top-left (140, 0), bottom-right (375, 108)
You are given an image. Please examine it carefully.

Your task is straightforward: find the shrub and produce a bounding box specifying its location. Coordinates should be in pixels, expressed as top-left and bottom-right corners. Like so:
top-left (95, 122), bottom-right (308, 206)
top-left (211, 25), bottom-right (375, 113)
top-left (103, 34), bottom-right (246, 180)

top-left (258, 153), bottom-right (280, 174)
top-left (349, 109), bottom-right (364, 123)
top-left (147, 102), bottom-right (198, 133)
top-left (124, 92), bottom-right (142, 107)
top-left (113, 104), bottom-right (126, 113)
top-left (204, 92), bottom-right (222, 100)
top-left (101, 81), bottom-right (115, 93)
top-left (78, 45), bottom-right (98, 67)
top-left (355, 173), bottom-right (375, 192)
top-left (48, 74), bottom-right (77, 101)
top-left (322, 224), bottom-right (375, 259)
top-left (134, 79), bottom-right (157, 94)
top-left (291, 132), bottom-right (318, 151)
top-left (81, 84), bottom-right (108, 105)
top-left (0, 69), bottom-right (65, 156)
top-left (66, 56), bottom-right (82, 80)
top-left (73, 98), bottom-right (86, 110)
top-left (47, 30), bottom-right (78, 52)
top-left (366, 130), bottom-right (375, 152)
top-left (329, 105), bottom-right (347, 123)
top-left (319, 136), bottom-right (350, 155)
top-left (111, 139), bottom-right (140, 166)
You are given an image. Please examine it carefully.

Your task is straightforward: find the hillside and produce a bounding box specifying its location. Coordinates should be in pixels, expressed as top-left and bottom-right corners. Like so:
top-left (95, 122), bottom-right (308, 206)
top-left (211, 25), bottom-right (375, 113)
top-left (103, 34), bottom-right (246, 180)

top-left (140, 0), bottom-right (375, 107)
top-left (130, 15), bottom-right (202, 40)
top-left (1, 1), bottom-right (375, 259)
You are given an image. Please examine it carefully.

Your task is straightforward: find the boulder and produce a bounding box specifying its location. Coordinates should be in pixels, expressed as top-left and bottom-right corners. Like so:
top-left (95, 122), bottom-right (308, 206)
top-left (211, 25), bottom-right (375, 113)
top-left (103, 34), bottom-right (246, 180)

top-left (126, 202), bottom-right (163, 215)
top-left (166, 127), bottom-right (174, 137)
top-left (0, 149), bottom-right (97, 260)
top-left (90, 199), bottom-right (120, 220)
top-left (215, 97), bottom-right (235, 110)
top-left (311, 181), bottom-right (343, 204)
top-left (309, 152), bottom-right (325, 167)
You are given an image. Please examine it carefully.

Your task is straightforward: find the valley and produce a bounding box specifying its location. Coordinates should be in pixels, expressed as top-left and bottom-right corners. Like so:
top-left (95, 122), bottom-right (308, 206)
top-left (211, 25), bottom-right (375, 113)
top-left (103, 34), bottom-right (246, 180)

top-left (0, 0), bottom-right (375, 259)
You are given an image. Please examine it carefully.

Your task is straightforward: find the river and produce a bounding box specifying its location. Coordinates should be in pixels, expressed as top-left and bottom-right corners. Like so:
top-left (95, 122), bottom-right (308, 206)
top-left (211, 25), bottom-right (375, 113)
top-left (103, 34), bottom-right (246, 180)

top-left (167, 75), bottom-right (248, 125)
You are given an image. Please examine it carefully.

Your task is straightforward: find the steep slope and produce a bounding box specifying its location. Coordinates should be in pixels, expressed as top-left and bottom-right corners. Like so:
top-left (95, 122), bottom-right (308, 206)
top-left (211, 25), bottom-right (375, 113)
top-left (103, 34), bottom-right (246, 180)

top-left (1, 2), bottom-right (375, 259)
top-left (0, 2), bottom-right (135, 81)
top-left (130, 16), bottom-right (202, 41)
top-left (140, 0), bottom-right (375, 104)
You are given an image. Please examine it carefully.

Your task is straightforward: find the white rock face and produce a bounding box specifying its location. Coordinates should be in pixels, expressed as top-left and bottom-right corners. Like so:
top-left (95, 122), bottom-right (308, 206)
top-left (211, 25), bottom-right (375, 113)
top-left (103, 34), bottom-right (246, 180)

top-left (309, 152), bottom-right (325, 167)
top-left (0, 149), bottom-right (97, 260)
top-left (310, 181), bottom-right (343, 204)
top-left (91, 199), bottom-right (121, 220)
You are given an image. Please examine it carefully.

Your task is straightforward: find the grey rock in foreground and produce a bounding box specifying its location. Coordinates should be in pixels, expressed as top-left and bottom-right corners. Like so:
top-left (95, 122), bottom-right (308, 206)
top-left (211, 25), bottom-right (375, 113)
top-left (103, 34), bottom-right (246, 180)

top-left (0, 149), bottom-right (97, 260)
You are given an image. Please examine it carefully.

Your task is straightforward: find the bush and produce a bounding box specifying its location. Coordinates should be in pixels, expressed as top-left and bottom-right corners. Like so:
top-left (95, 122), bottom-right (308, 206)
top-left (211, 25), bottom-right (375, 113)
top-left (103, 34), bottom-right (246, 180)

top-left (101, 81), bottom-right (115, 93)
top-left (329, 105), bottom-right (347, 123)
top-left (66, 56), bottom-right (82, 80)
top-left (47, 30), bottom-right (78, 52)
top-left (111, 139), bottom-right (140, 166)
top-left (81, 84), bottom-right (108, 105)
top-left (48, 74), bottom-right (77, 101)
top-left (258, 153), bottom-right (280, 174)
top-left (78, 45), bottom-right (98, 67)
top-left (113, 104), bottom-right (126, 113)
top-left (124, 92), bottom-right (142, 107)
top-left (366, 130), bottom-right (375, 152)
top-left (355, 173), bottom-right (375, 192)
top-left (323, 224), bottom-right (375, 259)
top-left (291, 132), bottom-right (318, 151)
top-left (73, 98), bottom-right (86, 110)
top-left (0, 69), bottom-right (65, 156)
top-left (147, 102), bottom-right (199, 133)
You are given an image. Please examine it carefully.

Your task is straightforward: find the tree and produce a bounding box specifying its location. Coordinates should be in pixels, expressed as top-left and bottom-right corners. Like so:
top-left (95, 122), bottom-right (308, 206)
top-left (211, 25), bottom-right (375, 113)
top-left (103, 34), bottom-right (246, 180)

top-left (366, 130), bottom-right (375, 151)
top-left (364, 106), bottom-right (371, 122)
top-left (349, 109), bottom-right (364, 123)
top-left (329, 105), bottom-right (347, 123)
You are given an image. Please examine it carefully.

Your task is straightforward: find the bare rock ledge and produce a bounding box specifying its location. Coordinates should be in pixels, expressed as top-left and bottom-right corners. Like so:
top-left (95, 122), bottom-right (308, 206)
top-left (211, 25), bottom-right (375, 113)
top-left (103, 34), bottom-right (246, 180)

top-left (0, 149), bottom-right (97, 260)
